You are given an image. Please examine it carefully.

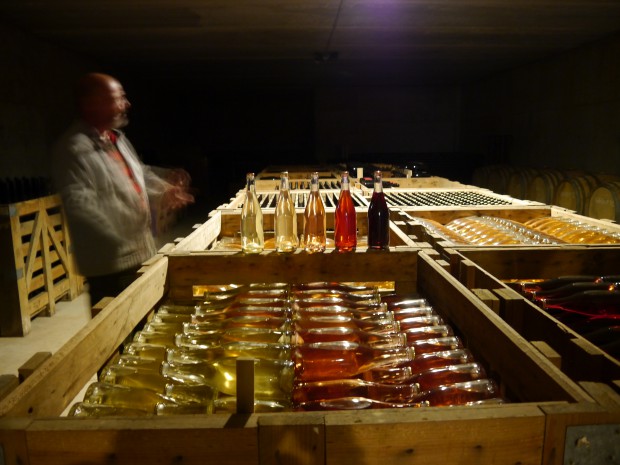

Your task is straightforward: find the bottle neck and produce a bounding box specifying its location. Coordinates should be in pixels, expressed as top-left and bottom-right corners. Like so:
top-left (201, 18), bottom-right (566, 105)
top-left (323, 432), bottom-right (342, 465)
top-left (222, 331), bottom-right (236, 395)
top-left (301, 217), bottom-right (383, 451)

top-left (280, 175), bottom-right (290, 192)
top-left (310, 173), bottom-right (319, 193)
top-left (373, 171), bottom-right (383, 193)
top-left (341, 173), bottom-right (350, 191)
top-left (246, 175), bottom-right (256, 193)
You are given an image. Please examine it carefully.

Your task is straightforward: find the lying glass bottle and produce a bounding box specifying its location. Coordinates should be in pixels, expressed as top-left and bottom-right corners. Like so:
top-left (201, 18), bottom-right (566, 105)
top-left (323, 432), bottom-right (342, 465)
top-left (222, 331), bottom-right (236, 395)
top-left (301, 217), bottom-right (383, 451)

top-left (292, 378), bottom-right (420, 405)
top-left (295, 396), bottom-right (429, 411)
top-left (294, 326), bottom-right (406, 348)
top-left (293, 341), bottom-right (415, 382)
top-left (162, 357), bottom-right (295, 400)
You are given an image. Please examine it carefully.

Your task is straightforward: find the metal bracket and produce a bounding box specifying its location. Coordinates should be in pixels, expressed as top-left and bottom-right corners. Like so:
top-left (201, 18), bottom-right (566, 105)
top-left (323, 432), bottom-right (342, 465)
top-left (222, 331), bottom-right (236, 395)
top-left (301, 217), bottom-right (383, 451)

top-left (564, 424), bottom-right (620, 465)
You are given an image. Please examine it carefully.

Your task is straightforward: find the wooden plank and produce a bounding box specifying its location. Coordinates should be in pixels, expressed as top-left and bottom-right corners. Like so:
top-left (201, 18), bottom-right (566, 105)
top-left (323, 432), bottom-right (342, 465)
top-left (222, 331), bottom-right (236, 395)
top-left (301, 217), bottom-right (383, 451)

top-left (0, 257), bottom-right (169, 417)
top-left (325, 405), bottom-right (545, 465)
top-left (18, 352), bottom-right (52, 383)
top-left (398, 206), bottom-right (552, 226)
top-left (39, 209), bottom-right (56, 317)
top-left (417, 254), bottom-right (590, 403)
top-left (25, 416), bottom-right (259, 465)
top-left (578, 382), bottom-right (620, 409)
top-left (458, 259), bottom-right (478, 288)
top-left (90, 296), bottom-right (115, 318)
top-left (174, 210), bottom-right (222, 251)
top-left (457, 247), bottom-right (620, 279)
top-left (258, 413), bottom-right (325, 465)
top-left (167, 249), bottom-right (418, 302)
top-left (493, 287), bottom-right (527, 333)
top-left (0, 418), bottom-right (32, 465)
top-left (531, 341), bottom-right (562, 369)
top-left (471, 288), bottom-right (501, 314)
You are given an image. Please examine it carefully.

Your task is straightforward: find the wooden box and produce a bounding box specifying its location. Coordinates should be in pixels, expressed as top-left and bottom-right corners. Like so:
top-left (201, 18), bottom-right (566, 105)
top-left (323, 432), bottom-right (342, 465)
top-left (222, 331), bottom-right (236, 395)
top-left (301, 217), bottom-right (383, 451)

top-left (0, 195), bottom-right (83, 336)
top-left (392, 205), bottom-right (620, 255)
top-left (1, 249), bottom-right (617, 465)
top-left (444, 246), bottom-right (620, 391)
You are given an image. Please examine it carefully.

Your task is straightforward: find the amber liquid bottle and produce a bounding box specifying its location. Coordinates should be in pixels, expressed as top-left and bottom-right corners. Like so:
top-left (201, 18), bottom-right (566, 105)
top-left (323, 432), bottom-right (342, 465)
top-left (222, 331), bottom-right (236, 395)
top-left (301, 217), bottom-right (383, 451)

top-left (275, 171), bottom-right (298, 252)
top-left (335, 171), bottom-right (357, 252)
top-left (303, 172), bottom-right (327, 253)
top-left (240, 172), bottom-right (265, 253)
top-left (367, 170), bottom-right (390, 250)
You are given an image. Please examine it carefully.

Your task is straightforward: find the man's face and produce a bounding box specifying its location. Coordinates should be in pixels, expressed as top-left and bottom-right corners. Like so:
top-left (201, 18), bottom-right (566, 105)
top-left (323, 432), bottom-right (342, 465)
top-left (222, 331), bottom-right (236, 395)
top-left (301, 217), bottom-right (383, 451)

top-left (104, 80), bottom-right (131, 129)
top-left (88, 79), bottom-right (131, 130)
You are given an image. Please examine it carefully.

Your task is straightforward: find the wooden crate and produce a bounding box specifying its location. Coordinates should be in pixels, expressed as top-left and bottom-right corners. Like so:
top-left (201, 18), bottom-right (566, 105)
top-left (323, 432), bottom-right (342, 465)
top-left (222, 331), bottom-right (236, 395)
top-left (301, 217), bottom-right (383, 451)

top-left (172, 209), bottom-right (422, 252)
top-left (392, 205), bottom-right (620, 257)
top-left (0, 195), bottom-right (83, 336)
top-left (444, 246), bottom-right (620, 391)
top-left (2, 250), bottom-right (618, 465)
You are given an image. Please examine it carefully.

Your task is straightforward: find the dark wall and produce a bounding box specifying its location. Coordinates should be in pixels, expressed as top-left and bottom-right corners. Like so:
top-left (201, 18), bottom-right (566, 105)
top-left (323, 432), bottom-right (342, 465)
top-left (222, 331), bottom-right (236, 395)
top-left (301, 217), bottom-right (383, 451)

top-left (461, 32), bottom-right (620, 177)
top-left (119, 77), bottom-right (316, 207)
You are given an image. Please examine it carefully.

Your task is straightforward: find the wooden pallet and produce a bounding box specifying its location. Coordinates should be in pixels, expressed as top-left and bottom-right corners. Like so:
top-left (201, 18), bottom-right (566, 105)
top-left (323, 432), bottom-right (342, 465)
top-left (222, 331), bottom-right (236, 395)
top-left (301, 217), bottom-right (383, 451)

top-left (0, 195), bottom-right (83, 336)
top-left (1, 251), bottom-right (617, 465)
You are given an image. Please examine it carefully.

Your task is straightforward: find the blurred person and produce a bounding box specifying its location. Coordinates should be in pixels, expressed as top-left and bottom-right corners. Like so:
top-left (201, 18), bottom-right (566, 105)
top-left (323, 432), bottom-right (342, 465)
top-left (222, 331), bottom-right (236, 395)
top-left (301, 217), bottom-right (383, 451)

top-left (51, 72), bottom-right (193, 307)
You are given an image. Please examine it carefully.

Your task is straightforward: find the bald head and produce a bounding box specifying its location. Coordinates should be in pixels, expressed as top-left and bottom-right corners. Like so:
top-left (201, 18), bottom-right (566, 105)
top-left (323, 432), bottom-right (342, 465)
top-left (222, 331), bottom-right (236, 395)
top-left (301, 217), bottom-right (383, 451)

top-left (77, 73), bottom-right (131, 132)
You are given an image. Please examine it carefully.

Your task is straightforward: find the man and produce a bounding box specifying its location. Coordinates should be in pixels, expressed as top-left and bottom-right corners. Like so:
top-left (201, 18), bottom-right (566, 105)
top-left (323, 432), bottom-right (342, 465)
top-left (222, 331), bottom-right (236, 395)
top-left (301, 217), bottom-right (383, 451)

top-left (51, 72), bottom-right (192, 307)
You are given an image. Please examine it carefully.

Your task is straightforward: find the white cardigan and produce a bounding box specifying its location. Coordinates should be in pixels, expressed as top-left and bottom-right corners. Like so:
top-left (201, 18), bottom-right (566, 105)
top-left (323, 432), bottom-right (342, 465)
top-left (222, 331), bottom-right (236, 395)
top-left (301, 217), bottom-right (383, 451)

top-left (51, 121), bottom-right (166, 277)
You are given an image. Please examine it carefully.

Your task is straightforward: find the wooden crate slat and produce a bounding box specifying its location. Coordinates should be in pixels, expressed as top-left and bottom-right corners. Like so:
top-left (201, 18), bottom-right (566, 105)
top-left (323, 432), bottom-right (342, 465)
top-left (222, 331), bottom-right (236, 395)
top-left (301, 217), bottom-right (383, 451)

top-left (325, 405), bottom-right (545, 465)
top-left (167, 249), bottom-right (418, 302)
top-left (25, 416), bottom-right (259, 465)
top-left (258, 413), bottom-right (325, 465)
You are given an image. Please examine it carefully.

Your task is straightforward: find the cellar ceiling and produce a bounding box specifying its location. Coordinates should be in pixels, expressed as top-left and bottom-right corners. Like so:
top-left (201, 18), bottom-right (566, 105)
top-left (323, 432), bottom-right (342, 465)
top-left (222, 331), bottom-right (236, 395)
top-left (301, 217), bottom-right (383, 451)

top-left (2, 0), bottom-right (620, 86)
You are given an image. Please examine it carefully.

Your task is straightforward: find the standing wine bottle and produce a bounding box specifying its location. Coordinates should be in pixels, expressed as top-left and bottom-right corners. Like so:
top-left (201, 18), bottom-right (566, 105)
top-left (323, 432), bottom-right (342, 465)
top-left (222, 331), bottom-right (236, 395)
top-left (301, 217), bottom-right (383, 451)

top-left (240, 172), bottom-right (264, 253)
top-left (335, 171), bottom-right (357, 252)
top-left (275, 171), bottom-right (298, 252)
top-left (367, 170), bottom-right (390, 250)
top-left (303, 172), bottom-right (327, 253)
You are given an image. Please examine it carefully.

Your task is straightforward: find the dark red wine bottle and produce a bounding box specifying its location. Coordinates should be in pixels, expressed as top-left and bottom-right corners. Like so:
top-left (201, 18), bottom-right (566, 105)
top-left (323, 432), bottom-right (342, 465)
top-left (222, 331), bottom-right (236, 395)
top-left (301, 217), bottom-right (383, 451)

top-left (367, 171), bottom-right (390, 250)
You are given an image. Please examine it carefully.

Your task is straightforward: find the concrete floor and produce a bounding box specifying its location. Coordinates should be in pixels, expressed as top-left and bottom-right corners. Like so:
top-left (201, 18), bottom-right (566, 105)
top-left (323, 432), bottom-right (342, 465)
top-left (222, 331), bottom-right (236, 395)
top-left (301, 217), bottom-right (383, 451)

top-left (0, 205), bottom-right (212, 380)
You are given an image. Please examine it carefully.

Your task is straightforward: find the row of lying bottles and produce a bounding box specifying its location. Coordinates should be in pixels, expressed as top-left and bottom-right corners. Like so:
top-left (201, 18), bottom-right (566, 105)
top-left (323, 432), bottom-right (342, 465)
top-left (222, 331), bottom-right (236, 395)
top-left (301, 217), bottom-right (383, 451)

top-left (510, 275), bottom-right (620, 358)
top-left (241, 170), bottom-right (390, 254)
top-left (69, 282), bottom-right (505, 417)
top-left (384, 191), bottom-right (513, 207)
top-left (415, 215), bottom-right (620, 245)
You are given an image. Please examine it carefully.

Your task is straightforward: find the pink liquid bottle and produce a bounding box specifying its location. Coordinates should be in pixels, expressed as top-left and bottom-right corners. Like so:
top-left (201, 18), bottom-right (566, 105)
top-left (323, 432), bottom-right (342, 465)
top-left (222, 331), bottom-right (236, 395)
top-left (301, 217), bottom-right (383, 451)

top-left (335, 171), bottom-right (357, 252)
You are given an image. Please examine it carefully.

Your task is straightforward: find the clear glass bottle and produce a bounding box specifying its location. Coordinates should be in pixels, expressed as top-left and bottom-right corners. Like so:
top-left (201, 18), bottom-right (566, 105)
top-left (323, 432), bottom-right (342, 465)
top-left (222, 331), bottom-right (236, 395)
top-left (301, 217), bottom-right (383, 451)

top-left (275, 171), bottom-right (298, 252)
top-left (367, 170), bottom-right (390, 250)
top-left (303, 172), bottom-right (327, 253)
top-left (240, 172), bottom-right (264, 253)
top-left (335, 171), bottom-right (357, 252)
